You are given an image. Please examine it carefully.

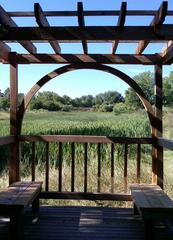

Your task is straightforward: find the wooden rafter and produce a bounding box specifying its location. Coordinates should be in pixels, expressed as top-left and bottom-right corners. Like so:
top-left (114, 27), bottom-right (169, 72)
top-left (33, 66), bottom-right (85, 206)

top-left (0, 25), bottom-right (173, 41)
top-left (161, 40), bottom-right (173, 63)
top-left (112, 2), bottom-right (126, 54)
top-left (5, 10), bottom-right (173, 18)
top-left (0, 41), bottom-right (11, 61)
top-left (77, 2), bottom-right (88, 54)
top-left (0, 5), bottom-right (36, 54)
top-left (136, 1), bottom-right (168, 54)
top-left (34, 3), bottom-right (61, 54)
top-left (13, 53), bottom-right (162, 65)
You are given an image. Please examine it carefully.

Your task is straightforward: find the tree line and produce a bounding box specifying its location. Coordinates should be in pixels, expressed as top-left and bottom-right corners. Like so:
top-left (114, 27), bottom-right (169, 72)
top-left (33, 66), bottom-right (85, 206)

top-left (0, 70), bottom-right (173, 113)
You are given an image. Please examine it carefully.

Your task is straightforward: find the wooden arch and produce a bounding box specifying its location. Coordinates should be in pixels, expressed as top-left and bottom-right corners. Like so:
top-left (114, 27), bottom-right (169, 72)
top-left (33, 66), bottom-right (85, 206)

top-left (17, 63), bottom-right (155, 134)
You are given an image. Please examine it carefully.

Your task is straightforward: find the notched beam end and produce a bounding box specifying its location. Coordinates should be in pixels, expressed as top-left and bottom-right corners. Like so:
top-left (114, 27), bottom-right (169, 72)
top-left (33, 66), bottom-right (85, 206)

top-left (112, 2), bottom-right (127, 54)
top-left (34, 3), bottom-right (49, 27)
top-left (136, 1), bottom-right (168, 55)
top-left (77, 2), bottom-right (88, 54)
top-left (0, 41), bottom-right (11, 62)
top-left (34, 2), bottom-right (61, 54)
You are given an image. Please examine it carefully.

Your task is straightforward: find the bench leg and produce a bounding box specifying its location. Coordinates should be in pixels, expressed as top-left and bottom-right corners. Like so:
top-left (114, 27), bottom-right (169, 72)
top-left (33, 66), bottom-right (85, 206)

top-left (144, 220), bottom-right (154, 240)
top-left (10, 213), bottom-right (22, 240)
top-left (133, 203), bottom-right (140, 215)
top-left (32, 196), bottom-right (40, 214)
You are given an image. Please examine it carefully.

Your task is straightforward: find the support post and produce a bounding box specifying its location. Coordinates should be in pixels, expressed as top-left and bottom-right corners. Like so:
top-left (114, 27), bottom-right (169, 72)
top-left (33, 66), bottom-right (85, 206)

top-left (152, 64), bottom-right (163, 188)
top-left (9, 52), bottom-right (20, 184)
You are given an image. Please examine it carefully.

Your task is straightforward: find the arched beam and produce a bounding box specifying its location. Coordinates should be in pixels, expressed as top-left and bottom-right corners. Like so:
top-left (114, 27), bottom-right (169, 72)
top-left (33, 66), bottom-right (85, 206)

top-left (17, 63), bottom-right (155, 134)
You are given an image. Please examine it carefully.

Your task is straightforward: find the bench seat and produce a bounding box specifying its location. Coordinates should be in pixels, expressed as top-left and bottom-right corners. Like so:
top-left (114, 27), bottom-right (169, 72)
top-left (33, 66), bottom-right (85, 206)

top-left (130, 184), bottom-right (173, 240)
top-left (0, 181), bottom-right (42, 239)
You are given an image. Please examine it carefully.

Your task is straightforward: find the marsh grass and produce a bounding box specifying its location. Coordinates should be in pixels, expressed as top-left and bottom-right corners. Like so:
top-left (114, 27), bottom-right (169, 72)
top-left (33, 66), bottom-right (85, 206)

top-left (0, 109), bottom-right (173, 206)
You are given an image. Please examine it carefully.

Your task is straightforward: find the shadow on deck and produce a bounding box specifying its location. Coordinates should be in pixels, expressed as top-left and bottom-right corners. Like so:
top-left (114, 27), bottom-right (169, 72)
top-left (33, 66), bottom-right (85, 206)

top-left (0, 206), bottom-right (172, 240)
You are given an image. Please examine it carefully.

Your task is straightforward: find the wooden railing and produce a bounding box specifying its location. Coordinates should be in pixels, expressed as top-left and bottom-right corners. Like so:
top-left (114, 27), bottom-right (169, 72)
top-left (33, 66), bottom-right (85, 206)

top-left (19, 135), bottom-right (154, 201)
top-left (0, 136), bottom-right (15, 146)
top-left (1, 135), bottom-right (173, 201)
top-left (158, 137), bottom-right (173, 151)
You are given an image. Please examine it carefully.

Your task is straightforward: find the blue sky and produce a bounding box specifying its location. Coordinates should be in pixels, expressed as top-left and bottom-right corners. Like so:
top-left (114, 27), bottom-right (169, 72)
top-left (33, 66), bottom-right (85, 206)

top-left (0, 0), bottom-right (173, 97)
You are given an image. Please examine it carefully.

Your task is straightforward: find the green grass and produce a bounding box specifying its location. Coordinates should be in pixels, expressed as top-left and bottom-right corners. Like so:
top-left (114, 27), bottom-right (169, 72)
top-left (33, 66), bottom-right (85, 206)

top-left (22, 111), bottom-right (151, 137)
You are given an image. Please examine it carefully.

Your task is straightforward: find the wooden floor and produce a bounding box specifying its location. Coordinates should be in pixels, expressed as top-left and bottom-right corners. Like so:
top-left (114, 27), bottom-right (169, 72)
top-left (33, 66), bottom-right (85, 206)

top-left (0, 206), bottom-right (172, 240)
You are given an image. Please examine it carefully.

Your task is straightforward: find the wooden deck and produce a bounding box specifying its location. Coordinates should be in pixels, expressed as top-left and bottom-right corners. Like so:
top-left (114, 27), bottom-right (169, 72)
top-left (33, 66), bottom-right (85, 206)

top-left (0, 206), bottom-right (172, 240)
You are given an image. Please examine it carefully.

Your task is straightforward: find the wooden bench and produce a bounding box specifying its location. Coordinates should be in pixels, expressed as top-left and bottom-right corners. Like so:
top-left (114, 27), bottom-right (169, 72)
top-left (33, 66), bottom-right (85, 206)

top-left (0, 181), bottom-right (42, 240)
top-left (130, 184), bottom-right (173, 240)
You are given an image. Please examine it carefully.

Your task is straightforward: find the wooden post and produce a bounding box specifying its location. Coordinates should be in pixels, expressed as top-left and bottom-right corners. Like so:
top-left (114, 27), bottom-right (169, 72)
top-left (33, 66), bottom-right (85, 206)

top-left (9, 52), bottom-right (20, 184)
top-left (152, 64), bottom-right (163, 188)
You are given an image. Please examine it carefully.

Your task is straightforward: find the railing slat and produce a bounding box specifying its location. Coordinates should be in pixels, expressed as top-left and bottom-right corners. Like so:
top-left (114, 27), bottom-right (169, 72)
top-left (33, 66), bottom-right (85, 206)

top-left (97, 143), bottom-right (101, 192)
top-left (45, 142), bottom-right (49, 191)
top-left (71, 142), bottom-right (75, 192)
top-left (84, 143), bottom-right (88, 192)
top-left (111, 143), bottom-right (115, 193)
top-left (58, 142), bottom-right (62, 192)
top-left (124, 143), bottom-right (128, 192)
top-left (137, 144), bottom-right (141, 183)
top-left (31, 142), bottom-right (36, 181)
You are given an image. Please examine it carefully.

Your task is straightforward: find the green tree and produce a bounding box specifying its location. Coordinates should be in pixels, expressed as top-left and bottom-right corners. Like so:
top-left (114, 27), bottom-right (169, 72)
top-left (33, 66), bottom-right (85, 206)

top-left (0, 97), bottom-right (10, 110)
top-left (4, 88), bottom-right (10, 99)
top-left (125, 71), bottom-right (154, 110)
top-left (30, 91), bottom-right (62, 111)
top-left (72, 97), bottom-right (81, 107)
top-left (61, 95), bottom-right (72, 105)
top-left (163, 71), bottom-right (173, 106)
top-left (80, 95), bottom-right (94, 107)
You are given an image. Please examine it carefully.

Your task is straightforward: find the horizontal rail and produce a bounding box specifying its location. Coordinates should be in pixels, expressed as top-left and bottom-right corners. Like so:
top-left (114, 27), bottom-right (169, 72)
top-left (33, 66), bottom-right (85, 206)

top-left (0, 136), bottom-right (15, 146)
top-left (39, 191), bottom-right (132, 201)
top-left (7, 10), bottom-right (173, 17)
top-left (19, 135), bottom-right (154, 144)
top-left (157, 138), bottom-right (173, 151)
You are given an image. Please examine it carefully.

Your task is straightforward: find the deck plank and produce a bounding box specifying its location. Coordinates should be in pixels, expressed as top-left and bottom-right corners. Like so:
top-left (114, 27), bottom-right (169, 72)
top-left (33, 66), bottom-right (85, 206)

top-left (0, 206), bottom-right (172, 240)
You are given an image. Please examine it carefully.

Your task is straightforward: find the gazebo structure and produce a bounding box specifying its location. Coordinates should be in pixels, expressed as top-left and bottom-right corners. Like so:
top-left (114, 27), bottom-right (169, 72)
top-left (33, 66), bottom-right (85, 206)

top-left (0, 1), bottom-right (173, 239)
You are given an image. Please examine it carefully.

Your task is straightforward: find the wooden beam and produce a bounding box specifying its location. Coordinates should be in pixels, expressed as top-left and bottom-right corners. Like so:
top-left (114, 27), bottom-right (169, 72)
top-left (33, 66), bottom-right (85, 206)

top-left (13, 53), bottom-right (162, 65)
top-left (136, 1), bottom-right (168, 54)
top-left (9, 52), bottom-right (20, 184)
top-left (161, 40), bottom-right (173, 64)
top-left (0, 136), bottom-right (15, 146)
top-left (0, 41), bottom-right (10, 62)
top-left (19, 135), bottom-right (154, 144)
top-left (152, 64), bottom-right (163, 188)
top-left (157, 138), bottom-right (173, 150)
top-left (6, 10), bottom-right (173, 17)
top-left (10, 52), bottom-right (18, 136)
top-left (112, 2), bottom-right (126, 54)
top-left (0, 5), bottom-right (36, 53)
top-left (77, 2), bottom-right (88, 54)
top-left (39, 191), bottom-right (132, 201)
top-left (34, 3), bottom-right (61, 53)
top-left (0, 25), bottom-right (173, 41)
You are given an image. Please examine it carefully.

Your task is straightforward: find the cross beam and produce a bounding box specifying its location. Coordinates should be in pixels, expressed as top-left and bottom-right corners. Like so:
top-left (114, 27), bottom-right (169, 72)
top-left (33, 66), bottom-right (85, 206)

top-left (0, 25), bottom-right (172, 41)
top-left (4, 53), bottom-right (162, 65)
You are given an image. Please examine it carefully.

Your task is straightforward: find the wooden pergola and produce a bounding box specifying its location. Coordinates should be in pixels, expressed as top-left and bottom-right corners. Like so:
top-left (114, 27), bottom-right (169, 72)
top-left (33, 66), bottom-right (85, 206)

top-left (0, 1), bottom-right (173, 191)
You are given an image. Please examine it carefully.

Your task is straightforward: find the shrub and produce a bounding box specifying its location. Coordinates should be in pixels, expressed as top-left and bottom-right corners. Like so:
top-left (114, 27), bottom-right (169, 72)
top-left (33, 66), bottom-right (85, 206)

top-left (61, 105), bottom-right (72, 112)
top-left (100, 104), bottom-right (114, 112)
top-left (113, 103), bottom-right (127, 114)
